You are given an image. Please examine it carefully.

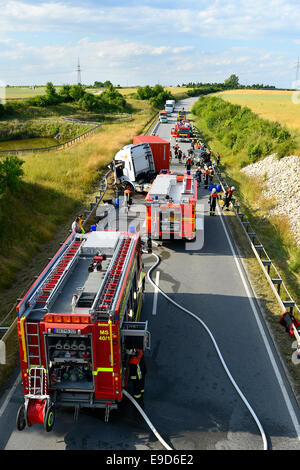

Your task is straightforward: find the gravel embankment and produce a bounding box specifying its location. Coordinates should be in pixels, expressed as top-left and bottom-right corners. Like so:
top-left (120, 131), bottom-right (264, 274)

top-left (241, 154), bottom-right (300, 246)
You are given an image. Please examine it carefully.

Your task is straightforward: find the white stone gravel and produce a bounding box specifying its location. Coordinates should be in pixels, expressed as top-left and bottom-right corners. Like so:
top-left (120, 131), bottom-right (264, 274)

top-left (241, 154), bottom-right (300, 246)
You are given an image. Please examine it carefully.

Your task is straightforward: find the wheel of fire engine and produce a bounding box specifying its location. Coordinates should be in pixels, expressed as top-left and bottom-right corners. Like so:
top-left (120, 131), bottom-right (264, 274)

top-left (44, 405), bottom-right (55, 432)
top-left (16, 404), bottom-right (26, 431)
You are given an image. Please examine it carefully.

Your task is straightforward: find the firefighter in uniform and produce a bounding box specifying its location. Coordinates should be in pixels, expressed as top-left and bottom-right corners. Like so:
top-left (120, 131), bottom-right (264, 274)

top-left (209, 187), bottom-right (219, 216)
top-left (222, 186), bottom-right (235, 211)
top-left (128, 349), bottom-right (146, 403)
top-left (203, 166), bottom-right (210, 189)
top-left (124, 188), bottom-right (133, 208)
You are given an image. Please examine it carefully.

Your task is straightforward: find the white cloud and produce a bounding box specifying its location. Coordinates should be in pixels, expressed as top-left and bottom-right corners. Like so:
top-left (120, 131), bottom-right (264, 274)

top-left (0, 0), bottom-right (299, 39)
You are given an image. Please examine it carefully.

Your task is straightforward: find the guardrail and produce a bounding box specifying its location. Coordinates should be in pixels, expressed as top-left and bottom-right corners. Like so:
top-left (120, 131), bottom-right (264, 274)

top-left (0, 109), bottom-right (161, 364)
top-left (0, 166), bottom-right (113, 365)
top-left (0, 113), bottom-right (135, 156)
top-left (0, 123), bottom-right (102, 156)
top-left (210, 155), bottom-right (300, 355)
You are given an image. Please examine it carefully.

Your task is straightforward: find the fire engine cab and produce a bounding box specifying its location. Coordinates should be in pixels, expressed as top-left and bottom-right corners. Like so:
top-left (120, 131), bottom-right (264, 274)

top-left (171, 122), bottom-right (192, 142)
top-left (145, 171), bottom-right (197, 242)
top-left (15, 229), bottom-right (150, 432)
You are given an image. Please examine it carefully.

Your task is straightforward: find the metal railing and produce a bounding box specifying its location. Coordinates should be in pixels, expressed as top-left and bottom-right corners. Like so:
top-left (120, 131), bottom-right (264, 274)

top-left (0, 123), bottom-right (102, 156)
top-left (211, 159), bottom-right (300, 351)
top-left (0, 108), bottom-right (161, 364)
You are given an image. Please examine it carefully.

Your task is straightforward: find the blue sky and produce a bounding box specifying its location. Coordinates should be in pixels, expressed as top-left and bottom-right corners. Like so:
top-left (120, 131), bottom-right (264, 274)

top-left (0, 0), bottom-right (299, 88)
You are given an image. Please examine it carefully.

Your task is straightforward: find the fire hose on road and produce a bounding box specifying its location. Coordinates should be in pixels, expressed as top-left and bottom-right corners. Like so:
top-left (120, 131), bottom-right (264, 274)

top-left (143, 248), bottom-right (268, 451)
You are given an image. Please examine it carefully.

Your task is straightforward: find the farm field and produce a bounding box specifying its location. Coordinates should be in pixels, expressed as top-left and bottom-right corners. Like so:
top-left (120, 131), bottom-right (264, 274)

top-left (4, 86), bottom-right (62, 100)
top-left (215, 89), bottom-right (300, 135)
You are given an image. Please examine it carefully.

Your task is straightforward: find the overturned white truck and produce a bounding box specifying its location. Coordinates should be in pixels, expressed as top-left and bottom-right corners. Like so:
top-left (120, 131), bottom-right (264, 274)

top-left (112, 136), bottom-right (170, 193)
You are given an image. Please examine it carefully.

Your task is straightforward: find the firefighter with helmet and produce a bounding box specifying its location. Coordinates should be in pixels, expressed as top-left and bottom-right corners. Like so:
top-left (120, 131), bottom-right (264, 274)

top-left (222, 186), bottom-right (235, 211)
top-left (209, 187), bottom-right (219, 216)
top-left (127, 349), bottom-right (146, 404)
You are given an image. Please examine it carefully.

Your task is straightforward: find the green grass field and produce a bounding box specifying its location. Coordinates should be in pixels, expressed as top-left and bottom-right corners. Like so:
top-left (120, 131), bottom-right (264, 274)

top-left (4, 86), bottom-right (62, 100)
top-left (216, 89), bottom-right (300, 134)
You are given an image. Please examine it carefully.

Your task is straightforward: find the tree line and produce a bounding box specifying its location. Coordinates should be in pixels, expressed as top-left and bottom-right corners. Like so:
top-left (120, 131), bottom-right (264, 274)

top-left (184, 74), bottom-right (276, 97)
top-left (134, 84), bottom-right (174, 108)
top-left (0, 82), bottom-right (130, 117)
top-left (192, 95), bottom-right (295, 165)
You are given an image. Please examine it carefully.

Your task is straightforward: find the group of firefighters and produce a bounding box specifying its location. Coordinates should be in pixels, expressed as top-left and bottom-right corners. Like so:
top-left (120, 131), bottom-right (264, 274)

top-left (172, 142), bottom-right (236, 217)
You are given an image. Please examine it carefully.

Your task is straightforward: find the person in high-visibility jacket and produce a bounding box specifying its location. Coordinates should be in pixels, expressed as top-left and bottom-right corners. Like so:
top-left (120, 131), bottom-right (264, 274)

top-left (78, 214), bottom-right (85, 234)
top-left (203, 166), bottom-right (210, 189)
top-left (222, 186), bottom-right (235, 211)
top-left (209, 187), bottom-right (219, 216)
top-left (128, 349), bottom-right (146, 401)
top-left (124, 188), bottom-right (133, 207)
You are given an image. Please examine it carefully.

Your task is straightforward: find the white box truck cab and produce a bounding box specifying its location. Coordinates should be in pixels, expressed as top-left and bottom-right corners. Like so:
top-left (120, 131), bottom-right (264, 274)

top-left (165, 99), bottom-right (175, 116)
top-left (113, 143), bottom-right (156, 192)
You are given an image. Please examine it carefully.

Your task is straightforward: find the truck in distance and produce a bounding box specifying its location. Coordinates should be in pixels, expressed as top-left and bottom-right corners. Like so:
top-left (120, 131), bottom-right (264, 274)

top-left (159, 110), bottom-right (168, 123)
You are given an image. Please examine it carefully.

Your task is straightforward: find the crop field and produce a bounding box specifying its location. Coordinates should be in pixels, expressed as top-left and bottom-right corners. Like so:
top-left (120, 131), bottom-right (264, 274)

top-left (216, 89), bottom-right (300, 134)
top-left (4, 86), bottom-right (62, 100)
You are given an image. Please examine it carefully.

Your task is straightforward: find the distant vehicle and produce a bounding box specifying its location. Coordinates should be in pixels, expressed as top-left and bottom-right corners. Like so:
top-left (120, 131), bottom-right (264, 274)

top-left (171, 122), bottom-right (192, 142)
top-left (165, 99), bottom-right (175, 116)
top-left (159, 110), bottom-right (168, 123)
top-left (177, 110), bottom-right (186, 121)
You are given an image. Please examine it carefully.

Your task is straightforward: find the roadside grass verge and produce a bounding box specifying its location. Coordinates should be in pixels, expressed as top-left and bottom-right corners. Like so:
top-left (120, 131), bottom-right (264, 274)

top-left (0, 96), bottom-right (156, 393)
top-left (192, 111), bottom-right (300, 312)
top-left (0, 96), bottom-right (154, 302)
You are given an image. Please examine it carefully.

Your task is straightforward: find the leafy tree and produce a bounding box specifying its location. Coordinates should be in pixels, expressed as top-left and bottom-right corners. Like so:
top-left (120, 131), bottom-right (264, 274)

top-left (45, 82), bottom-right (59, 105)
top-left (69, 84), bottom-right (85, 101)
top-left (0, 156), bottom-right (24, 196)
top-left (224, 74), bottom-right (240, 89)
top-left (58, 84), bottom-right (72, 102)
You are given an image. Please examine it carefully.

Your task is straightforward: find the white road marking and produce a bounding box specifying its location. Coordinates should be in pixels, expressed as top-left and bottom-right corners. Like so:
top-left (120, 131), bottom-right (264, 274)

top-left (217, 204), bottom-right (300, 440)
top-left (0, 373), bottom-right (21, 419)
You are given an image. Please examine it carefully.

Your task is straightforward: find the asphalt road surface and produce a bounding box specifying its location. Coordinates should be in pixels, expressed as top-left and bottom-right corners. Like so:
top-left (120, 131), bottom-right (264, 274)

top-left (1, 97), bottom-right (300, 451)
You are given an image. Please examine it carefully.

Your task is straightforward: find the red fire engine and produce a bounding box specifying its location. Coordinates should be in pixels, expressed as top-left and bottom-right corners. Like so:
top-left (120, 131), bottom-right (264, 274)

top-left (171, 122), bottom-right (192, 142)
top-left (145, 171), bottom-right (197, 242)
top-left (15, 229), bottom-right (150, 432)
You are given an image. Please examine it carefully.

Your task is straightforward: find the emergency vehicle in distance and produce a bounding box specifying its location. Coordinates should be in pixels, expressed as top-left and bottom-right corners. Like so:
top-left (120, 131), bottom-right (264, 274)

top-left (16, 228), bottom-right (150, 432)
top-left (177, 109), bottom-right (186, 121)
top-left (171, 121), bottom-right (193, 142)
top-left (145, 171), bottom-right (197, 242)
top-left (159, 110), bottom-right (168, 123)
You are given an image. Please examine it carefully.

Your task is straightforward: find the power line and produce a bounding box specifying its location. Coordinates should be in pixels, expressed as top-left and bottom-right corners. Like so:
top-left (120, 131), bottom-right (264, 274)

top-left (77, 57), bottom-right (82, 85)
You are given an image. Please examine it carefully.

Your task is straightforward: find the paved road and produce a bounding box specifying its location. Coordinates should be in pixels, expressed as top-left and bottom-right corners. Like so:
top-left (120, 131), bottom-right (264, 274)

top-left (1, 97), bottom-right (300, 451)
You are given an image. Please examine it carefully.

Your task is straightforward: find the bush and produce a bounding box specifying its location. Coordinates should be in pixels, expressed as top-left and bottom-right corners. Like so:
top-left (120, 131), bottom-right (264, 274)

top-left (135, 84), bottom-right (174, 109)
top-left (192, 96), bottom-right (296, 164)
top-left (247, 142), bottom-right (263, 163)
top-left (0, 156), bottom-right (24, 196)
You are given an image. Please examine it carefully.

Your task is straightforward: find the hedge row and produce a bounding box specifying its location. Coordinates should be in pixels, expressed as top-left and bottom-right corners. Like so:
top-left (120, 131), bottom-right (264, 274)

top-left (192, 96), bottom-right (296, 166)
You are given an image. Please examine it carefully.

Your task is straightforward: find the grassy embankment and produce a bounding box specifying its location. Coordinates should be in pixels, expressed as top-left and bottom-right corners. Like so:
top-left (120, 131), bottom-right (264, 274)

top-left (0, 93), bottom-right (156, 389)
top-left (192, 93), bottom-right (300, 394)
top-left (0, 94), bottom-right (154, 301)
top-left (191, 95), bottom-right (300, 308)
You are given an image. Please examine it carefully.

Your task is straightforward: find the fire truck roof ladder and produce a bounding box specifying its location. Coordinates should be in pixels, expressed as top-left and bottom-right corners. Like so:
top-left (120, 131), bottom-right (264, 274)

top-left (91, 235), bottom-right (135, 320)
top-left (32, 239), bottom-right (83, 311)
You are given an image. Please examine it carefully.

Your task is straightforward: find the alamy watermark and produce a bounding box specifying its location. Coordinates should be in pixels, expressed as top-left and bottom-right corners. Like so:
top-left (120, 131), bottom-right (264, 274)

top-left (96, 197), bottom-right (205, 251)
top-left (291, 80), bottom-right (300, 105)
